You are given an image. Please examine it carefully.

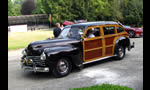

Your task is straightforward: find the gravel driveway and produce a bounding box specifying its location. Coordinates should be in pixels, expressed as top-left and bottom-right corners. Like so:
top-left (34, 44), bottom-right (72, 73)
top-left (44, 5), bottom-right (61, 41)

top-left (8, 38), bottom-right (143, 90)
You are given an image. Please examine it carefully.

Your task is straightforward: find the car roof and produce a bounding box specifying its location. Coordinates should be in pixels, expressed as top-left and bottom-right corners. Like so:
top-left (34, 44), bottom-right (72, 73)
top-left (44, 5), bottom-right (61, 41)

top-left (71, 21), bottom-right (119, 27)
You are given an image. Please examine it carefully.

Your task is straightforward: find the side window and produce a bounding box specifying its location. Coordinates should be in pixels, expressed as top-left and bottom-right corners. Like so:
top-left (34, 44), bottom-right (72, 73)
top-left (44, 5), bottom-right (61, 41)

top-left (117, 26), bottom-right (125, 33)
top-left (103, 26), bottom-right (115, 35)
top-left (85, 27), bottom-right (100, 38)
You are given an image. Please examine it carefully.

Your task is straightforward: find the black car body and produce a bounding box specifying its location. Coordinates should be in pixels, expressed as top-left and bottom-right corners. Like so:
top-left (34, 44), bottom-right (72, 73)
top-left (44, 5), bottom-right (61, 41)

top-left (21, 21), bottom-right (134, 77)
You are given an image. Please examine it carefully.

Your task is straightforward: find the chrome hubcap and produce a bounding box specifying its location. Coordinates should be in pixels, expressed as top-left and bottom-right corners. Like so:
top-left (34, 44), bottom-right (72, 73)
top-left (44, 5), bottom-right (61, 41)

top-left (58, 59), bottom-right (69, 73)
top-left (118, 47), bottom-right (124, 58)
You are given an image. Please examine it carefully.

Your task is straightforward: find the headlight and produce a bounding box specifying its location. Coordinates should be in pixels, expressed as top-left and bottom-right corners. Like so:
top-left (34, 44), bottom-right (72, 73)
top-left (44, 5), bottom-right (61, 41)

top-left (22, 49), bottom-right (27, 56)
top-left (40, 52), bottom-right (46, 60)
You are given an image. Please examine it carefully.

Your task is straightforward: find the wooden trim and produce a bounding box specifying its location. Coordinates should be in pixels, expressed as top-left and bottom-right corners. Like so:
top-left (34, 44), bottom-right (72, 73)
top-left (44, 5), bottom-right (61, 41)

top-left (84, 55), bottom-right (114, 64)
top-left (103, 34), bottom-right (116, 38)
top-left (84, 36), bottom-right (103, 41)
top-left (117, 32), bottom-right (128, 36)
top-left (100, 26), bottom-right (105, 57)
top-left (84, 55), bottom-right (104, 63)
top-left (112, 36), bottom-right (119, 55)
top-left (82, 26), bottom-right (101, 39)
top-left (85, 47), bottom-right (103, 52)
top-left (83, 39), bottom-right (85, 62)
top-left (114, 25), bottom-right (118, 34)
top-left (105, 45), bottom-right (113, 48)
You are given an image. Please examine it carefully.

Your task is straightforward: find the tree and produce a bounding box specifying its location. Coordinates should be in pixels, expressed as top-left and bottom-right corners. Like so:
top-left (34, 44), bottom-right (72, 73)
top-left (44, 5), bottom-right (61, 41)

top-left (8, 0), bottom-right (22, 16)
top-left (32, 0), bottom-right (44, 14)
top-left (8, 0), bottom-right (15, 16)
top-left (13, 4), bottom-right (21, 16)
top-left (21, 0), bottom-right (36, 15)
top-left (122, 0), bottom-right (143, 26)
top-left (32, 0), bottom-right (143, 26)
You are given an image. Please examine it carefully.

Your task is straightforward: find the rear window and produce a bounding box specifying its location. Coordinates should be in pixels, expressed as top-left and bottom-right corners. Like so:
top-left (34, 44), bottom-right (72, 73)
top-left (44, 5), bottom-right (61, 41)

top-left (103, 26), bottom-right (115, 35)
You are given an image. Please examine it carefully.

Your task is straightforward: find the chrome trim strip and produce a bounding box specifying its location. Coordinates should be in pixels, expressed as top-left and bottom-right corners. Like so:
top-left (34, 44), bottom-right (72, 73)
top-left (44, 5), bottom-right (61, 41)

top-left (27, 56), bottom-right (41, 58)
top-left (83, 55), bottom-right (115, 65)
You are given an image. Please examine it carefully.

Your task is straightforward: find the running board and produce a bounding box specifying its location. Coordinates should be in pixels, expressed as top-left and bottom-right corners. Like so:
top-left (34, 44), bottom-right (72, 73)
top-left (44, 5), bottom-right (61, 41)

top-left (83, 55), bottom-right (116, 65)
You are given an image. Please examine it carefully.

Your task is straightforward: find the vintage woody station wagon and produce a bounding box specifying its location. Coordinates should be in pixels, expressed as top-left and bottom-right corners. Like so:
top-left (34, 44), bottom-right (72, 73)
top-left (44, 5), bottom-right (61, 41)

top-left (21, 21), bottom-right (134, 77)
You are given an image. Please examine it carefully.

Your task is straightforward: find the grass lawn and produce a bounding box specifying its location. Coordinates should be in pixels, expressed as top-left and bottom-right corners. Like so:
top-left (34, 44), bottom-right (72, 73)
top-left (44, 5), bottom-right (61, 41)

top-left (8, 29), bottom-right (54, 50)
top-left (69, 84), bottom-right (133, 90)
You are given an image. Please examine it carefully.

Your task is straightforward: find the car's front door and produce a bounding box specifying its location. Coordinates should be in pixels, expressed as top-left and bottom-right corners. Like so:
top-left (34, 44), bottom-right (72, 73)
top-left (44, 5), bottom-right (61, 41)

top-left (82, 26), bottom-right (104, 62)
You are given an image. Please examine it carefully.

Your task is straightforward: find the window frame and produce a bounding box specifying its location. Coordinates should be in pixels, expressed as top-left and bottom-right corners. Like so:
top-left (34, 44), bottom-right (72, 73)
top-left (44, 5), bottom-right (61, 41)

top-left (116, 26), bottom-right (125, 33)
top-left (82, 26), bottom-right (102, 39)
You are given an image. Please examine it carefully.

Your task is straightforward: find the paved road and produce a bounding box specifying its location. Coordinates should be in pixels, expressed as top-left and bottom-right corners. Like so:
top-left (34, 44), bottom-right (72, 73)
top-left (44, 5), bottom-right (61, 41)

top-left (8, 38), bottom-right (143, 90)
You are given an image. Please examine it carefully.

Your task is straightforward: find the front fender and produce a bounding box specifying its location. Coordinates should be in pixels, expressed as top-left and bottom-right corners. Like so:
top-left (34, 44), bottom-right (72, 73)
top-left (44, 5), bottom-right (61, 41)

top-left (44, 46), bottom-right (76, 57)
top-left (43, 45), bottom-right (83, 67)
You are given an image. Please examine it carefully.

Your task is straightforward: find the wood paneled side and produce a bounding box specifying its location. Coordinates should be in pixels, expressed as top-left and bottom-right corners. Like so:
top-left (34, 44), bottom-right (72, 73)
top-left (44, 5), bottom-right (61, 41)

top-left (84, 39), bottom-right (102, 50)
top-left (105, 47), bottom-right (113, 55)
top-left (85, 49), bottom-right (102, 60)
top-left (105, 36), bottom-right (115, 46)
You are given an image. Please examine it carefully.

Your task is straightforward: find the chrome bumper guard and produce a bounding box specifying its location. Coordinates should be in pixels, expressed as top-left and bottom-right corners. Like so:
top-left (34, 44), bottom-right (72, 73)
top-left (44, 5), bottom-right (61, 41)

top-left (21, 56), bottom-right (49, 72)
top-left (128, 42), bottom-right (135, 51)
top-left (21, 64), bottom-right (49, 72)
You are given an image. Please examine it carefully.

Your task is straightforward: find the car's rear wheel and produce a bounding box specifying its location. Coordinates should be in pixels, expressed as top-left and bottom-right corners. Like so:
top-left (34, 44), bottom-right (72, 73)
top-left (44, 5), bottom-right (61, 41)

top-left (115, 46), bottom-right (126, 60)
top-left (52, 58), bottom-right (72, 78)
top-left (128, 31), bottom-right (135, 38)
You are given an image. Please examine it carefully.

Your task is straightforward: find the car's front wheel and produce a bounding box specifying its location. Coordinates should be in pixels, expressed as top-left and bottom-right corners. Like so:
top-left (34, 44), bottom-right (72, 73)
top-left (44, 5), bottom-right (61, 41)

top-left (52, 58), bottom-right (72, 78)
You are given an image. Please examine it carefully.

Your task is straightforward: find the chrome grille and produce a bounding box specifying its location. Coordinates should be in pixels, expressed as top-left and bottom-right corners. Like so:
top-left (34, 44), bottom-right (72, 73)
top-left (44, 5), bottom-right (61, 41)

top-left (26, 56), bottom-right (46, 66)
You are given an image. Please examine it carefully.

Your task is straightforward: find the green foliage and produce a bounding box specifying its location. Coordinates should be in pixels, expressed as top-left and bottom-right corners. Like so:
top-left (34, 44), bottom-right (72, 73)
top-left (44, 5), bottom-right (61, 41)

top-left (69, 84), bottom-right (133, 90)
top-left (8, 0), bottom-right (15, 16)
top-left (32, 0), bottom-right (43, 14)
top-left (8, 0), bottom-right (22, 16)
top-left (108, 0), bottom-right (123, 21)
top-left (123, 0), bottom-right (143, 26)
top-left (8, 0), bottom-right (143, 26)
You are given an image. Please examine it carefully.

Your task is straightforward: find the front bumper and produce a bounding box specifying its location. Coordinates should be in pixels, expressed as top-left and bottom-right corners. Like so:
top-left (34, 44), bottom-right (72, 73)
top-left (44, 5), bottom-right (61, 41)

top-left (21, 56), bottom-right (49, 72)
top-left (21, 63), bottom-right (49, 72)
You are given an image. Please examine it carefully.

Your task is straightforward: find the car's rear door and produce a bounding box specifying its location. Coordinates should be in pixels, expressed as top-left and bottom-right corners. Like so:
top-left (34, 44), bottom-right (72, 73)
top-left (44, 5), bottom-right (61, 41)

top-left (102, 25), bottom-right (117, 56)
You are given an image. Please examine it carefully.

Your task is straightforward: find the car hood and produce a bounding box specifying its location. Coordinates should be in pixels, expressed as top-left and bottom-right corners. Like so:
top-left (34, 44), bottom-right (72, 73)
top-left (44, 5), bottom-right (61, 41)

top-left (26, 38), bottom-right (80, 56)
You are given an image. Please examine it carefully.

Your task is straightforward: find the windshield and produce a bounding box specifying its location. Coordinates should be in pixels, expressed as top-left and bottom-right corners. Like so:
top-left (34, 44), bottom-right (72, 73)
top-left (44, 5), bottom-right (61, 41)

top-left (58, 27), bottom-right (71, 38)
top-left (58, 26), bottom-right (85, 39)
